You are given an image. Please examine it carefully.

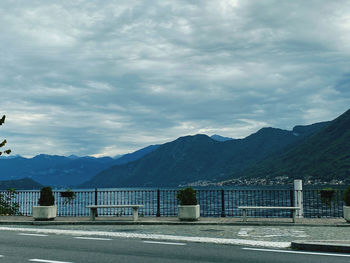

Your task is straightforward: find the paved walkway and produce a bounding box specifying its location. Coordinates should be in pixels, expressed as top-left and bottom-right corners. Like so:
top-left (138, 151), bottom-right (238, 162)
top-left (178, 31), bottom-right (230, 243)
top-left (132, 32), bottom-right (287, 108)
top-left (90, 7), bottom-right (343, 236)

top-left (0, 215), bottom-right (348, 226)
top-left (0, 216), bottom-right (349, 253)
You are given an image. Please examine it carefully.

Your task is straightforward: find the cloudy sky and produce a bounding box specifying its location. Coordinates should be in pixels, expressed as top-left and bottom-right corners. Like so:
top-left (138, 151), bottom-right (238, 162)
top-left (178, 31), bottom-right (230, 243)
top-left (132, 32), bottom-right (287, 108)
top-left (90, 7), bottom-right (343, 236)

top-left (1, 0), bottom-right (350, 158)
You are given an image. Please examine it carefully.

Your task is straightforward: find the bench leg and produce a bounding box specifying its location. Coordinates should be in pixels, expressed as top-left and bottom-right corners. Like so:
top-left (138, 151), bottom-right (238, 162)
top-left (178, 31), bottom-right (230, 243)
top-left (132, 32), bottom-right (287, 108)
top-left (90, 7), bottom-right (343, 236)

top-left (292, 210), bottom-right (296, 223)
top-left (90, 208), bottom-right (97, 221)
top-left (243, 209), bottom-right (247, 222)
top-left (132, 208), bottom-right (139, 221)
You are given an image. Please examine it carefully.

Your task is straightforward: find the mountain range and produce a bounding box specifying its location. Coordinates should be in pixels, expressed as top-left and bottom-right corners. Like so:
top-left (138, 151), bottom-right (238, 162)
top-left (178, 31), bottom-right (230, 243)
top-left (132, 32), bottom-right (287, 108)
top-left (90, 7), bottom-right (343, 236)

top-left (1, 108), bottom-right (349, 189)
top-left (238, 109), bottom-right (350, 183)
top-left (0, 145), bottom-right (159, 188)
top-left (80, 121), bottom-right (329, 188)
top-left (0, 134), bottom-right (250, 188)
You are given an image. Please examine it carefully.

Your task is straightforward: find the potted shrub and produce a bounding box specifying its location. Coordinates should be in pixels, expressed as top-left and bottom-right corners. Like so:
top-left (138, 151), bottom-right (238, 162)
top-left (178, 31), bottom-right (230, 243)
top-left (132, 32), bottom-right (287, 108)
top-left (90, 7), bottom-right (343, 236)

top-left (320, 188), bottom-right (336, 206)
top-left (176, 187), bottom-right (200, 221)
top-left (343, 186), bottom-right (350, 222)
top-left (60, 189), bottom-right (76, 204)
top-left (32, 186), bottom-right (57, 220)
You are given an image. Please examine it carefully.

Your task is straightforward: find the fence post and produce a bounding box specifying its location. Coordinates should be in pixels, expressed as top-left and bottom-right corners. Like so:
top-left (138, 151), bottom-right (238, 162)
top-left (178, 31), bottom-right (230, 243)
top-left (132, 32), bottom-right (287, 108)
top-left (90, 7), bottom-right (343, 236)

top-left (156, 189), bottom-right (161, 217)
top-left (294, 180), bottom-right (303, 218)
top-left (221, 189), bottom-right (226, 217)
top-left (289, 189), bottom-right (294, 219)
top-left (95, 188), bottom-right (98, 217)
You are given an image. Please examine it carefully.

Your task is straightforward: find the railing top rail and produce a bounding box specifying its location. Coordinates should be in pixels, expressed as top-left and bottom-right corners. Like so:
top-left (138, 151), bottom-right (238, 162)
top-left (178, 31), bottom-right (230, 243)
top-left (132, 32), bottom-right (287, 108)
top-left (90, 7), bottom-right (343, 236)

top-left (3, 187), bottom-right (347, 193)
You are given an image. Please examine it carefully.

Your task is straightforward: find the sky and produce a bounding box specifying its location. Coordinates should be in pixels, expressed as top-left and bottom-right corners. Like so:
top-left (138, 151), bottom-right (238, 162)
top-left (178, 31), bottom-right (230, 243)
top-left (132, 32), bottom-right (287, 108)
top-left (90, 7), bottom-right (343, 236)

top-left (1, 0), bottom-right (350, 158)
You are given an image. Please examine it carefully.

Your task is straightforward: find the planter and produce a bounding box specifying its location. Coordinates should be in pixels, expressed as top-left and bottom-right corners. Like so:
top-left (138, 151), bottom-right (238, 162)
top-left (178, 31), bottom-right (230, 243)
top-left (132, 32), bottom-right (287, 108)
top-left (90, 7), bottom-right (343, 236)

top-left (178, 205), bottom-right (200, 221)
top-left (344, 206), bottom-right (350, 222)
top-left (32, 205), bottom-right (57, 221)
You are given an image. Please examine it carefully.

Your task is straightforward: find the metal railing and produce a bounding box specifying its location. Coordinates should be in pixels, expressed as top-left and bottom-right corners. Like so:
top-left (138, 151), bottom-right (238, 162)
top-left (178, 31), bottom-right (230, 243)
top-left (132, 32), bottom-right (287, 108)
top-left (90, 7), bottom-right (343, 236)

top-left (0, 188), bottom-right (346, 218)
top-left (303, 189), bottom-right (345, 218)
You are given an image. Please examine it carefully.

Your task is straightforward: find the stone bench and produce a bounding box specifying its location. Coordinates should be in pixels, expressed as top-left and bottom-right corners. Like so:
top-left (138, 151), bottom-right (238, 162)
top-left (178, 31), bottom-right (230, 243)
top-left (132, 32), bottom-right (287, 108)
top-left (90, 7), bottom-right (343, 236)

top-left (86, 205), bottom-right (144, 221)
top-left (238, 206), bottom-right (301, 223)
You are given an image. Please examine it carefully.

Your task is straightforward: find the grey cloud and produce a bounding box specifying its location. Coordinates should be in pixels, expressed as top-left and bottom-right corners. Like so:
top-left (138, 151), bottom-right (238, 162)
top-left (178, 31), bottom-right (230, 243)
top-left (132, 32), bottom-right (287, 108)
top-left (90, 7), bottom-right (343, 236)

top-left (1, 0), bottom-right (350, 157)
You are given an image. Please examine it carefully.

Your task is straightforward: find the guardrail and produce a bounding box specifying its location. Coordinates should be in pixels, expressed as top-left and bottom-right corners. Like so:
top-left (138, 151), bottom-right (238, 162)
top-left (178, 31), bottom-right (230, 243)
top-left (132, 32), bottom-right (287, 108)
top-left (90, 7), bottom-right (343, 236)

top-left (0, 187), bottom-right (345, 218)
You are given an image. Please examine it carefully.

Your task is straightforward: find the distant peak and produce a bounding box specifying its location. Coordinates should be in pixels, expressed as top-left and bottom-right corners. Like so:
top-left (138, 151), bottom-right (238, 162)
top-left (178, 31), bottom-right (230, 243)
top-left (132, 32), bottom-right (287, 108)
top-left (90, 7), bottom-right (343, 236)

top-left (292, 121), bottom-right (330, 135)
top-left (0, 154), bottom-right (23, 159)
top-left (253, 127), bottom-right (286, 135)
top-left (210, 134), bottom-right (233, 142)
top-left (67, 154), bottom-right (79, 159)
top-left (32, 154), bottom-right (68, 160)
top-left (34, 154), bottom-right (51, 159)
top-left (176, 134), bottom-right (210, 142)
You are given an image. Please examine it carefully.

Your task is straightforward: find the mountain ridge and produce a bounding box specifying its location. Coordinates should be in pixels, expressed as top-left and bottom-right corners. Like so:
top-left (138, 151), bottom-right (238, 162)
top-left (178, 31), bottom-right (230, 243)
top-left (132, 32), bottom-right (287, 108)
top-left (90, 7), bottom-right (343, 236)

top-left (0, 178), bottom-right (42, 190)
top-left (81, 121), bottom-right (329, 188)
top-left (236, 109), bottom-right (350, 183)
top-left (0, 144), bottom-right (160, 187)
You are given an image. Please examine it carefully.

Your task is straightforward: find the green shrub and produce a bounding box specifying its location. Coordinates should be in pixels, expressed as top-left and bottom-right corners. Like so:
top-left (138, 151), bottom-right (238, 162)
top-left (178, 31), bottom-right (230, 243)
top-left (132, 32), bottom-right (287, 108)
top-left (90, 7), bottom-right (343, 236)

top-left (60, 189), bottom-right (76, 204)
top-left (176, 187), bottom-right (197, 205)
top-left (343, 186), bottom-right (350, 206)
top-left (0, 188), bottom-right (19, 215)
top-left (38, 187), bottom-right (55, 206)
top-left (320, 188), bottom-right (336, 205)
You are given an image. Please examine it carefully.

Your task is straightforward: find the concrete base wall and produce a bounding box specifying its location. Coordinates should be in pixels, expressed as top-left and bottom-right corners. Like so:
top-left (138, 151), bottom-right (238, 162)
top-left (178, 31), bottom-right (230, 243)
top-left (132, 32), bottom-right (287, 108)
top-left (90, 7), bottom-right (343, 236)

top-left (33, 206), bottom-right (57, 220)
top-left (178, 205), bottom-right (200, 221)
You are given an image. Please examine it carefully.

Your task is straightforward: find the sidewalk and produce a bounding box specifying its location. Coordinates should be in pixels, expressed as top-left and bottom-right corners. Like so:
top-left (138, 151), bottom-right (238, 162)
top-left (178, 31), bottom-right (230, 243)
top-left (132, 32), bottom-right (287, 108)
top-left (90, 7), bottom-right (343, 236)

top-left (0, 215), bottom-right (348, 226)
top-left (1, 216), bottom-right (349, 253)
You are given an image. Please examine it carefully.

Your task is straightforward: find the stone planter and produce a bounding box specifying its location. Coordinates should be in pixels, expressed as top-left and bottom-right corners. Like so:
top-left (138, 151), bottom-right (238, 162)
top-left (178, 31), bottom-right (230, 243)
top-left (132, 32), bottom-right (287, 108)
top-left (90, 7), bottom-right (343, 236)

top-left (178, 205), bottom-right (200, 221)
top-left (32, 205), bottom-right (57, 221)
top-left (344, 206), bottom-right (350, 222)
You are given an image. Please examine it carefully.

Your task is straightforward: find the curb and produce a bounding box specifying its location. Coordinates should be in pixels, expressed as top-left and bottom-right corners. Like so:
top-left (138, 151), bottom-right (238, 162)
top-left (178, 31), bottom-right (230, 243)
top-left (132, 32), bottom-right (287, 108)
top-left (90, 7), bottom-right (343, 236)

top-left (291, 241), bottom-right (350, 253)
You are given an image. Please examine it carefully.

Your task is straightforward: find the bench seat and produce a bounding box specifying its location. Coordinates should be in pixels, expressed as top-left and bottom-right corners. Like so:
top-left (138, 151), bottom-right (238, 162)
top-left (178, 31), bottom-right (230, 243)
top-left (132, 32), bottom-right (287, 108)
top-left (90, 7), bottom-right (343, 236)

top-left (86, 205), bottom-right (144, 221)
top-left (238, 206), bottom-right (301, 223)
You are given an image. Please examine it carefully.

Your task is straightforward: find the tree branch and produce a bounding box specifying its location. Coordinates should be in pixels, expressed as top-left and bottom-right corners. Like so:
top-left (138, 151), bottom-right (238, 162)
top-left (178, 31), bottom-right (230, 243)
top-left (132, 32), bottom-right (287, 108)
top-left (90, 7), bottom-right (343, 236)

top-left (0, 115), bottom-right (5, 125)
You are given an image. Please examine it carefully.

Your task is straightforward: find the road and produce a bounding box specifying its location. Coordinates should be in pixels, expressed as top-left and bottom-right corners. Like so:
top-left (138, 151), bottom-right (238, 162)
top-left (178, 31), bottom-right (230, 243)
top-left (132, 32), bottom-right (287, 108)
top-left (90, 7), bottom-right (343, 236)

top-left (0, 229), bottom-right (349, 263)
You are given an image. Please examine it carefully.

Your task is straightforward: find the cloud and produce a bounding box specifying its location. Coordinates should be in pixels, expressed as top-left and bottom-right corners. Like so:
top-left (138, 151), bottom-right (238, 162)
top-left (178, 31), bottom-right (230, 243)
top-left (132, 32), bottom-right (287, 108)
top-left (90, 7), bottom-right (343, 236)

top-left (1, 0), bottom-right (350, 157)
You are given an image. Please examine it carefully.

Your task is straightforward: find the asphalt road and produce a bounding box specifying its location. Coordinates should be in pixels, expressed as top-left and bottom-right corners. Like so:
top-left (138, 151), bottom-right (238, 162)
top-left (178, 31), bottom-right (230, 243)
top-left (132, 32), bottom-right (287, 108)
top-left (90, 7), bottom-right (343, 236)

top-left (0, 229), bottom-right (349, 263)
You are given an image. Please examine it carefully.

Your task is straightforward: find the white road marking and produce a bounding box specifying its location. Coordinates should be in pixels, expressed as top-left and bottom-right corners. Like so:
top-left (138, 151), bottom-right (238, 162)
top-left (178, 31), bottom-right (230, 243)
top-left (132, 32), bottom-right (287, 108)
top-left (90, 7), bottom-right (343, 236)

top-left (238, 227), bottom-right (308, 238)
top-left (242, 247), bottom-right (350, 257)
top-left (19, 233), bottom-right (48, 237)
top-left (238, 228), bottom-right (253, 237)
top-left (73, 237), bottom-right (112, 241)
top-left (0, 227), bottom-right (290, 248)
top-left (28, 259), bottom-right (73, 263)
top-left (0, 255), bottom-right (3, 257)
top-left (143, 240), bottom-right (186, 246)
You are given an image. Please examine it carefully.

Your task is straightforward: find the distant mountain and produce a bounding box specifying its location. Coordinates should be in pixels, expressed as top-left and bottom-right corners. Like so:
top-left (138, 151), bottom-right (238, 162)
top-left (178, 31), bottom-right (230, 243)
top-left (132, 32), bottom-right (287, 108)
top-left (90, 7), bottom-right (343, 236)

top-left (81, 121), bottom-right (328, 188)
top-left (0, 178), bottom-right (42, 190)
top-left (0, 154), bottom-right (23, 159)
top-left (2, 111), bottom-right (340, 188)
top-left (0, 145), bottom-right (160, 188)
top-left (0, 154), bottom-right (116, 187)
top-left (210, 134), bottom-right (233, 142)
top-left (67, 154), bottom-right (79, 160)
top-left (113, 145), bottom-right (159, 165)
top-left (238, 109), bottom-right (350, 182)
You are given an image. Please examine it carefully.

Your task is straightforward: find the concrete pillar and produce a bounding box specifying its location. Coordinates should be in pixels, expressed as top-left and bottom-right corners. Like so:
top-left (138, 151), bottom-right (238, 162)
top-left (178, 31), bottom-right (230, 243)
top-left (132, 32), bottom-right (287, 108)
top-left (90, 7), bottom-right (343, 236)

top-left (294, 179), bottom-right (303, 218)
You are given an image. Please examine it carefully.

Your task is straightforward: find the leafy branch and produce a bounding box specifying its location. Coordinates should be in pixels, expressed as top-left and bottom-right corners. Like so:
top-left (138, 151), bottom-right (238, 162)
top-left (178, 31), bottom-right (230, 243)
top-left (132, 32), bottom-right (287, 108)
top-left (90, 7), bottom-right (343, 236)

top-left (0, 115), bottom-right (11, 156)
